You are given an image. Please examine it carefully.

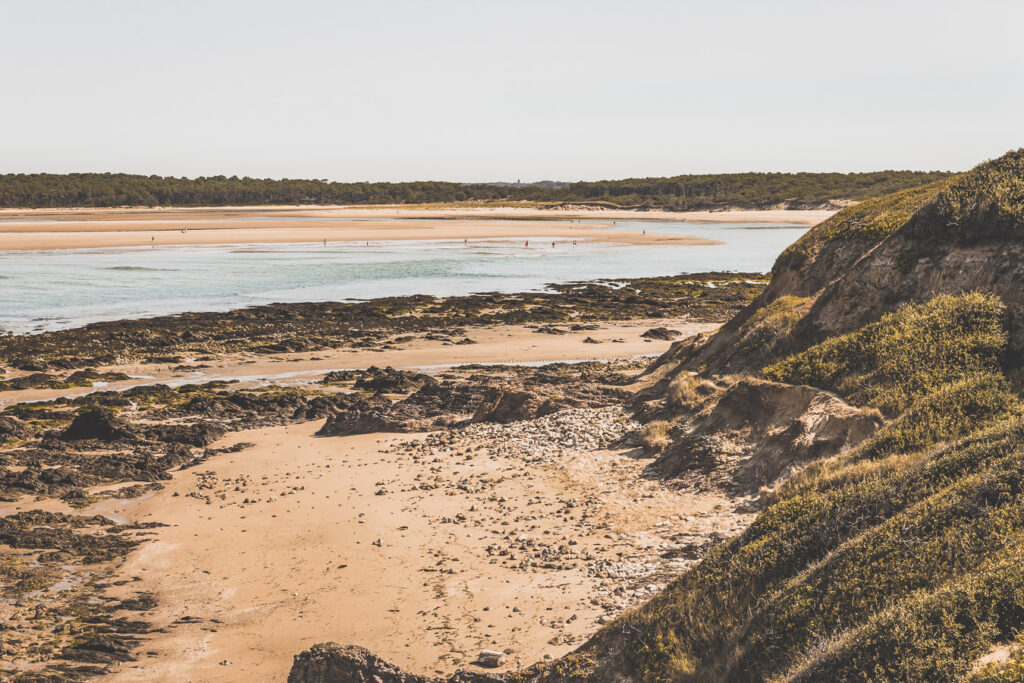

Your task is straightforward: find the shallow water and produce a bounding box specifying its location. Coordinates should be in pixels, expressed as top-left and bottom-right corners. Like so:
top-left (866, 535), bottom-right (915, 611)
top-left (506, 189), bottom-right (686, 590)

top-left (0, 220), bottom-right (806, 334)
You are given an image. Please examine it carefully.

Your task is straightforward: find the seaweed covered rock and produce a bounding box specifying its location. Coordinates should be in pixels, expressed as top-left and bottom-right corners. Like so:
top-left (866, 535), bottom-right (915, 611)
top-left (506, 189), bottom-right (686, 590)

top-left (0, 416), bottom-right (31, 441)
top-left (0, 372), bottom-right (57, 391)
top-left (354, 366), bottom-right (438, 393)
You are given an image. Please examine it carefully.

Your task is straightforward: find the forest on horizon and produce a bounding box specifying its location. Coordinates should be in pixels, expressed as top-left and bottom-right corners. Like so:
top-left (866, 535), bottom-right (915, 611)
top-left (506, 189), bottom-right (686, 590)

top-left (0, 170), bottom-right (955, 211)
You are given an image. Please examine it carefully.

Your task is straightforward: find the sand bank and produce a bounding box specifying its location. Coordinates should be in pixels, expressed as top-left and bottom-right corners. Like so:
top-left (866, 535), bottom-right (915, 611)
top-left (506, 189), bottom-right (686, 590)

top-left (0, 205), bottom-right (829, 251)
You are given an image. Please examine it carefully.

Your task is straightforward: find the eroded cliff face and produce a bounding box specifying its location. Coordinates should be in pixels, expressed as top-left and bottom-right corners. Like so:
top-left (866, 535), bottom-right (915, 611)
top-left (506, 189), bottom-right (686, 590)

top-left (796, 225), bottom-right (1024, 363)
top-left (652, 378), bottom-right (879, 493)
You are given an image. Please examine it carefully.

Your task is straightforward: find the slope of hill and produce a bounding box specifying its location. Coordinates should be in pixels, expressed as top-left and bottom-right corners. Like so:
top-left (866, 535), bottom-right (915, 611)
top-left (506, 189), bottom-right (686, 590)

top-left (542, 148), bottom-right (1024, 682)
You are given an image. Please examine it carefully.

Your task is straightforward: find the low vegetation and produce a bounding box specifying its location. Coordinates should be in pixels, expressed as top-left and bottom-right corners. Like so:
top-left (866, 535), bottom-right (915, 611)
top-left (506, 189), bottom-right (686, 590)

top-left (552, 287), bottom-right (1024, 682)
top-left (762, 292), bottom-right (1007, 415)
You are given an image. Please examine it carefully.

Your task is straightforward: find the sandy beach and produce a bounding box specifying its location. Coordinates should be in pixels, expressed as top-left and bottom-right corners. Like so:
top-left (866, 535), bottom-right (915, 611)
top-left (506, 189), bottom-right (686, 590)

top-left (0, 206), bottom-right (830, 251)
top-left (0, 317), bottom-right (752, 680)
top-left (91, 419), bottom-right (748, 681)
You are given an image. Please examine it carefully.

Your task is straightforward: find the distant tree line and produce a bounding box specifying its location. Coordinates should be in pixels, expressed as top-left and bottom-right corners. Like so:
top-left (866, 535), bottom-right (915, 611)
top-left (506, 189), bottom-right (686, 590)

top-left (0, 170), bottom-right (955, 210)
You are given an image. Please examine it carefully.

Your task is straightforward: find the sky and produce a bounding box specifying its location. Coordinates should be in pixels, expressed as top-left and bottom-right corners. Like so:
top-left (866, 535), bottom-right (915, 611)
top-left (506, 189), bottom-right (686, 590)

top-left (1, 0), bottom-right (1022, 182)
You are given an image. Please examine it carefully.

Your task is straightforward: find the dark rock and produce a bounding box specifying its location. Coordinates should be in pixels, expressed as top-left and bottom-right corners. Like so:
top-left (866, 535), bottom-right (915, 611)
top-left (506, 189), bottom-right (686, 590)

top-left (354, 366), bottom-right (438, 393)
top-left (0, 416), bottom-right (31, 440)
top-left (0, 372), bottom-right (56, 391)
top-left (641, 327), bottom-right (681, 340)
top-left (59, 409), bottom-right (136, 442)
top-left (61, 634), bottom-right (139, 664)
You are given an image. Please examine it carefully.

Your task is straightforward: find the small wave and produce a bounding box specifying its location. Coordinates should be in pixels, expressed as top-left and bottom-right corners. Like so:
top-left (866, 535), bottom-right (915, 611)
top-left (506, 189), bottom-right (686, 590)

top-left (104, 266), bottom-right (177, 272)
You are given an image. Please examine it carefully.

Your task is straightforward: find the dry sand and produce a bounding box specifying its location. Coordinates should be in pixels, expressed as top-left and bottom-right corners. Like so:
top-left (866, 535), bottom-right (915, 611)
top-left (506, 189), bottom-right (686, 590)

top-left (0, 205), bottom-right (830, 251)
top-left (81, 414), bottom-right (749, 681)
top-left (0, 319), bottom-right (720, 407)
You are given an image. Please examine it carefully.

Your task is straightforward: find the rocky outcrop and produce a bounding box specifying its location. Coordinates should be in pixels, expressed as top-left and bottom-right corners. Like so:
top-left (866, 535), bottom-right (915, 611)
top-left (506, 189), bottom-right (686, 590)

top-left (471, 388), bottom-right (540, 424)
top-left (653, 378), bottom-right (880, 492)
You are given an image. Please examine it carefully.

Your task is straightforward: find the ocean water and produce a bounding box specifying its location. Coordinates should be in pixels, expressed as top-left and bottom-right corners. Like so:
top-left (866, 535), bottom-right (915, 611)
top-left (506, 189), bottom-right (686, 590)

top-left (0, 220), bottom-right (806, 334)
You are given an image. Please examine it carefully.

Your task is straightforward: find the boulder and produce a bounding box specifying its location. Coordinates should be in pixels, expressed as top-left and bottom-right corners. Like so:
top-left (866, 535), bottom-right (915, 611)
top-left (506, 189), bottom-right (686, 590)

top-left (641, 327), bottom-right (681, 340)
top-left (316, 409), bottom-right (403, 437)
top-left (287, 643), bottom-right (430, 683)
top-left (476, 650), bottom-right (505, 668)
top-left (472, 387), bottom-right (541, 424)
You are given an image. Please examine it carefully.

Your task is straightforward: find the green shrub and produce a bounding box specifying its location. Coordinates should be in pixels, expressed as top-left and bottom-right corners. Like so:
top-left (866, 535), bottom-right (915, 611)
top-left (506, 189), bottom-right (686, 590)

top-left (763, 292), bottom-right (1007, 415)
top-left (857, 373), bottom-right (1022, 460)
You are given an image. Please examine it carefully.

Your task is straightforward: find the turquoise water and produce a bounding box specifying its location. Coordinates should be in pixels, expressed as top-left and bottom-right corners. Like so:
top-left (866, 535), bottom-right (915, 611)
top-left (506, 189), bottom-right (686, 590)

top-left (0, 220), bottom-right (806, 334)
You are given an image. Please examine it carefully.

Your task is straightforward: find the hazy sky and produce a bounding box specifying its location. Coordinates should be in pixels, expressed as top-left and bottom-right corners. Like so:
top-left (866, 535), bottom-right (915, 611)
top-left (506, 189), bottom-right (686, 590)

top-left (2, 0), bottom-right (1022, 181)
